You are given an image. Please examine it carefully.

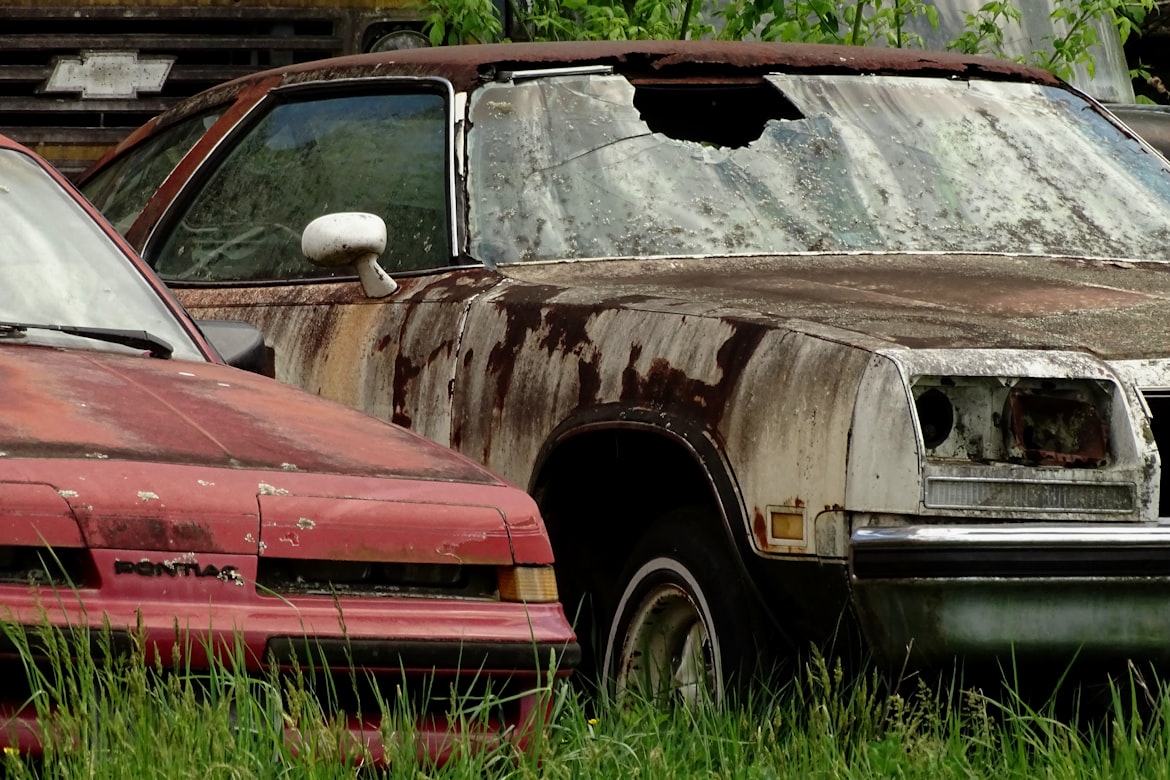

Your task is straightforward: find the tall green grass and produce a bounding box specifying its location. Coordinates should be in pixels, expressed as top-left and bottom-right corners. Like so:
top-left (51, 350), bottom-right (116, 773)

top-left (3, 623), bottom-right (1170, 779)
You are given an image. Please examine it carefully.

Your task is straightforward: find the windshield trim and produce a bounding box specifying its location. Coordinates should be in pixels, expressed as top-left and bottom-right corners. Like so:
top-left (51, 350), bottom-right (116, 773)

top-left (491, 247), bottom-right (1170, 267)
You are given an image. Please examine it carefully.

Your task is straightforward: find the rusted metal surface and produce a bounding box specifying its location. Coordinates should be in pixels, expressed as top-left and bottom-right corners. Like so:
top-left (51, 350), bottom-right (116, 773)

top-left (501, 254), bottom-right (1170, 358)
top-left (177, 271), bottom-right (500, 443)
top-left (168, 252), bottom-right (1170, 561)
top-left (174, 271), bottom-right (871, 565)
top-left (259, 39), bottom-right (1059, 95)
top-left (1005, 390), bottom-right (1109, 466)
top-left (87, 42), bottom-right (1170, 674)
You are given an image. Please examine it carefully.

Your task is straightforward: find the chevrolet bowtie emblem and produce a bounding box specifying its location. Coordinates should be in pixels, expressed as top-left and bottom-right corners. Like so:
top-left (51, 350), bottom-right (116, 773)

top-left (42, 50), bottom-right (175, 99)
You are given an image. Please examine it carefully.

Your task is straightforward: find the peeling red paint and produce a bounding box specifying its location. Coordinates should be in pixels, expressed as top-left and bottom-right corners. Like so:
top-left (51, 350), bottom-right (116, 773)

top-left (258, 494), bottom-right (531, 564)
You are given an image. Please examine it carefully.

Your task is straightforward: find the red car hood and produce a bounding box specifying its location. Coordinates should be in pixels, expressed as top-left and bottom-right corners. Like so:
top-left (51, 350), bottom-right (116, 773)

top-left (504, 253), bottom-right (1170, 359)
top-left (0, 343), bottom-right (494, 482)
top-left (0, 345), bottom-right (548, 562)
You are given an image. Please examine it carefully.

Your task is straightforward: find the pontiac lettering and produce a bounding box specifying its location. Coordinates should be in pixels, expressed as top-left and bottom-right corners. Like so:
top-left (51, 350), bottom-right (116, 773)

top-left (114, 559), bottom-right (237, 579)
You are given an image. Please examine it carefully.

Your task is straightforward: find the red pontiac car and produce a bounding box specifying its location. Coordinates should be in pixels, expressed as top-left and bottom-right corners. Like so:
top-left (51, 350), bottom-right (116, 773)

top-left (0, 133), bottom-right (577, 762)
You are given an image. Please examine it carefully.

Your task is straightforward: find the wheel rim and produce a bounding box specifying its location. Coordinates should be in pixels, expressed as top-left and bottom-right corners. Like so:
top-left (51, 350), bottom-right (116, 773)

top-left (615, 581), bottom-right (717, 707)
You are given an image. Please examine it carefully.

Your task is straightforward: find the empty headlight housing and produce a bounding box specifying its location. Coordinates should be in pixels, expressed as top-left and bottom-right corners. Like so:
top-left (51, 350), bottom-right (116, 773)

top-left (912, 376), bottom-right (1113, 468)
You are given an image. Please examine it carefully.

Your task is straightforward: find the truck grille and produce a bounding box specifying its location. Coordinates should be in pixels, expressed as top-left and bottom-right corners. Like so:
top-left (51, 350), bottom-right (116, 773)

top-left (0, 8), bottom-right (350, 178)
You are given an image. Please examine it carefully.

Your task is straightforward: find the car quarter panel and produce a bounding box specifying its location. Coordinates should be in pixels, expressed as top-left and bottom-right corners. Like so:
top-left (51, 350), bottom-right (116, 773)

top-left (175, 268), bottom-right (876, 562)
top-left (452, 277), bottom-right (876, 560)
top-left (169, 273), bottom-right (497, 450)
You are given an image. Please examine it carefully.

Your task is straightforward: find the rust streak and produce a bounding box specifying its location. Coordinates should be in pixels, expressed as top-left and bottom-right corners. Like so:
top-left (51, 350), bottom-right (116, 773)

top-left (752, 507), bottom-right (768, 548)
top-left (619, 321), bottom-right (768, 429)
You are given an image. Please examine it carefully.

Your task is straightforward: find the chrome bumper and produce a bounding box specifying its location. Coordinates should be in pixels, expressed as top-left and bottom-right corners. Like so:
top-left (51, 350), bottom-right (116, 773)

top-left (850, 524), bottom-right (1170, 667)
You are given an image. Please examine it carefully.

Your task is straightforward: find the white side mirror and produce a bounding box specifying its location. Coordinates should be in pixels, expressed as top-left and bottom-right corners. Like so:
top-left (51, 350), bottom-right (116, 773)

top-left (301, 212), bottom-right (398, 298)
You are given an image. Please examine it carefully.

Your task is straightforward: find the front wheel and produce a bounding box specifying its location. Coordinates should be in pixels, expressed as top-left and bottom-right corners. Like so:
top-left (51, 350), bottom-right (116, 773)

top-left (601, 509), bottom-right (759, 707)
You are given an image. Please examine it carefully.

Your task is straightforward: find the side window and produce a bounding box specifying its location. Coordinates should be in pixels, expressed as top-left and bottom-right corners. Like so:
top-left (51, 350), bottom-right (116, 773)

top-left (152, 90), bottom-right (450, 283)
top-left (81, 109), bottom-right (224, 235)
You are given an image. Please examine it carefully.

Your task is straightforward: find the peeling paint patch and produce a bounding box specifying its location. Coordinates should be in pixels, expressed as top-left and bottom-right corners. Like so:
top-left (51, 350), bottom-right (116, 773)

top-left (296, 517), bottom-right (315, 530)
top-left (258, 541), bottom-right (268, 553)
top-left (137, 491), bottom-right (160, 502)
top-left (219, 568), bottom-right (245, 586)
top-left (258, 483), bottom-right (289, 496)
top-left (434, 542), bottom-right (463, 561)
top-left (280, 463), bottom-right (299, 471)
top-left (57, 489), bottom-right (79, 499)
top-left (197, 480), bottom-right (215, 487)
top-left (85, 452), bottom-right (109, 459)
top-left (244, 533), bottom-right (256, 543)
top-left (279, 532), bottom-right (300, 547)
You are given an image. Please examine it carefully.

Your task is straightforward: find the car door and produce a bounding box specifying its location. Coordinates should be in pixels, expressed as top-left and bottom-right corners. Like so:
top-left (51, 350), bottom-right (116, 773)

top-left (129, 79), bottom-right (500, 447)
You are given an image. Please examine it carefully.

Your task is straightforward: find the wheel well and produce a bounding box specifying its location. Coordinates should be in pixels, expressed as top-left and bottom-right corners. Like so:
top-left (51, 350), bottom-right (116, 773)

top-left (532, 427), bottom-right (732, 668)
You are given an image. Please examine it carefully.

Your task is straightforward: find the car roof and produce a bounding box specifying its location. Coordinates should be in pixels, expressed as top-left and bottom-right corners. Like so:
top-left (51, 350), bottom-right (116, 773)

top-left (162, 40), bottom-right (1062, 121)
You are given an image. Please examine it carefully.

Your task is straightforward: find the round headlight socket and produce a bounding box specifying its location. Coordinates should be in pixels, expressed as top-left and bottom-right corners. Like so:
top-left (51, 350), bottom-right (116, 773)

top-left (367, 29), bottom-right (431, 52)
top-left (916, 388), bottom-right (954, 449)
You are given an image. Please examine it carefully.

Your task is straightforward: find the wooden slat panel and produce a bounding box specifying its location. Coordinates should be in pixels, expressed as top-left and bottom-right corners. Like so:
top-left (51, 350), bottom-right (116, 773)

top-left (0, 65), bottom-right (260, 83)
top-left (0, 97), bottom-right (174, 112)
top-left (0, 34), bottom-right (341, 50)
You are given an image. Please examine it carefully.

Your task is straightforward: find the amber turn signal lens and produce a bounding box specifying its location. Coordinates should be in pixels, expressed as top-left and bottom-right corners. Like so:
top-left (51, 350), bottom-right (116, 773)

top-left (498, 566), bottom-right (559, 603)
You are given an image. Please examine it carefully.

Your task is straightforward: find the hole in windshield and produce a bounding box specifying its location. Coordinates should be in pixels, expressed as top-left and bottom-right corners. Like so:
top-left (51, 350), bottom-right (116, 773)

top-left (632, 82), bottom-right (803, 148)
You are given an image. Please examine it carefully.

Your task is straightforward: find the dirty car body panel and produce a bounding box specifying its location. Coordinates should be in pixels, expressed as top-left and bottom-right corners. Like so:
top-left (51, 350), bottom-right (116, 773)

top-left (78, 41), bottom-right (1170, 694)
top-left (1, 135), bottom-right (577, 761)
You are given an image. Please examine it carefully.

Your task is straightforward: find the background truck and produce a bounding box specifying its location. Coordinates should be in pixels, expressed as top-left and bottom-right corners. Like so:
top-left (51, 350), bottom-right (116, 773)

top-left (4, 0), bottom-right (1167, 180)
top-left (0, 0), bottom-right (434, 179)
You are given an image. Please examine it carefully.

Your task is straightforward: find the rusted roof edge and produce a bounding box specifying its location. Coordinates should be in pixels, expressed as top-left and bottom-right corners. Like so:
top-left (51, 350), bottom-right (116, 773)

top-left (149, 40), bottom-right (1058, 128)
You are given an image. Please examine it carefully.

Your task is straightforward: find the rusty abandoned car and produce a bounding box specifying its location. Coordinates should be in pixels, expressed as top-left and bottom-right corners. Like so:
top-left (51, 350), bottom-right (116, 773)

top-left (79, 40), bottom-right (1170, 702)
top-left (0, 133), bottom-right (577, 759)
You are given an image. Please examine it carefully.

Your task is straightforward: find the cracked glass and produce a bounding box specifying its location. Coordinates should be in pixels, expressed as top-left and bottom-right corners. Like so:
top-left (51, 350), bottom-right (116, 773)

top-left (467, 73), bottom-right (1170, 266)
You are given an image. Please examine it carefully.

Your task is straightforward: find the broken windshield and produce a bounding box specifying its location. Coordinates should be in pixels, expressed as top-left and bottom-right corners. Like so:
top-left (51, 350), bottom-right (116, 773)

top-left (466, 73), bottom-right (1170, 266)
